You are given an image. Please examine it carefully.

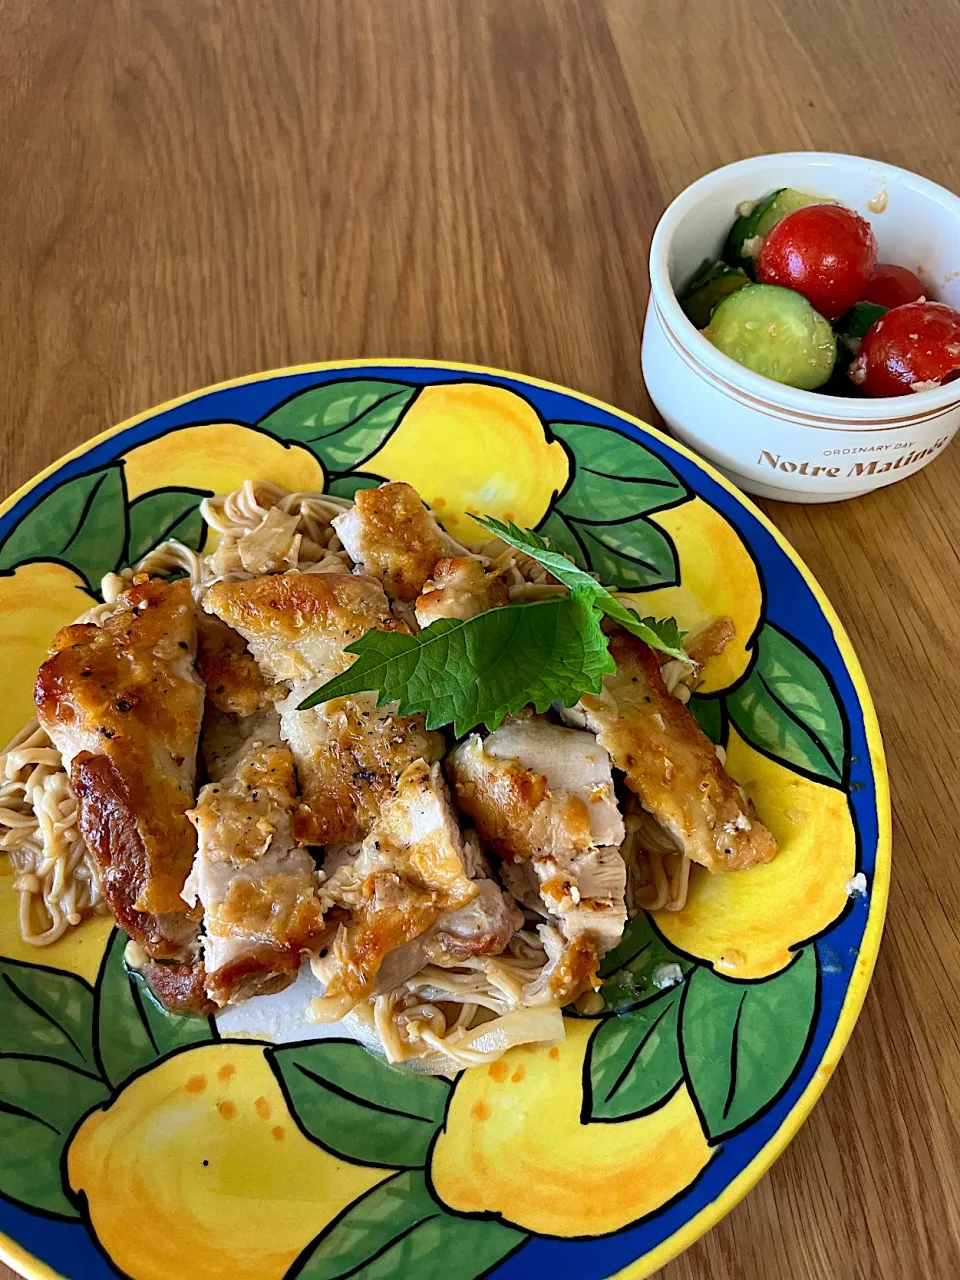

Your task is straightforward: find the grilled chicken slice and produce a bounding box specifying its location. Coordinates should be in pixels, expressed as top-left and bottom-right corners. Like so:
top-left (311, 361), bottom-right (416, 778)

top-left (184, 728), bottom-right (326, 1006)
top-left (203, 572), bottom-right (440, 845)
top-left (497, 857), bottom-right (547, 916)
top-left (203, 571), bottom-right (402, 684)
top-left (196, 612), bottom-right (282, 718)
top-left (499, 849), bottom-right (626, 971)
top-left (493, 837), bottom-right (628, 960)
top-left (332, 481), bottom-right (446, 601)
top-left (483, 719), bottom-right (625, 848)
top-left (312, 760), bottom-right (477, 1020)
top-left (564, 630), bottom-right (777, 873)
top-left (447, 735), bottom-right (592, 862)
top-left (414, 557), bottom-right (509, 628)
top-left (446, 719), bottom-right (627, 1002)
top-left (279, 686), bottom-right (442, 844)
top-left (446, 721), bottom-right (624, 860)
top-left (35, 577), bottom-right (204, 963)
top-left (544, 847), bottom-right (627, 950)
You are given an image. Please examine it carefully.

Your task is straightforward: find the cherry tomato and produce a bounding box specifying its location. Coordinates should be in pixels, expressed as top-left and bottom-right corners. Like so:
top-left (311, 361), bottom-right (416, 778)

top-left (757, 204), bottom-right (877, 320)
top-left (848, 301), bottom-right (960, 397)
top-left (863, 263), bottom-right (927, 309)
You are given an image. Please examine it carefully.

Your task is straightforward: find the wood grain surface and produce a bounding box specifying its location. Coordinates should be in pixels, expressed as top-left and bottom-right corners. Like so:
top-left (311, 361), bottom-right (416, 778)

top-left (2, 2), bottom-right (959, 1277)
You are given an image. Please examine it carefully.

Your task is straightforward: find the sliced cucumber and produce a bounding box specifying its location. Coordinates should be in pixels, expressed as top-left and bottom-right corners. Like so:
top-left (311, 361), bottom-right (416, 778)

top-left (704, 284), bottom-right (837, 390)
top-left (679, 259), bottom-right (751, 328)
top-left (723, 188), bottom-right (835, 274)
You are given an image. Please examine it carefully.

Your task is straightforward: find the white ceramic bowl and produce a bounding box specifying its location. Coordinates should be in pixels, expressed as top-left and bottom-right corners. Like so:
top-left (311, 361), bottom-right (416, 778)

top-left (641, 152), bottom-right (960, 502)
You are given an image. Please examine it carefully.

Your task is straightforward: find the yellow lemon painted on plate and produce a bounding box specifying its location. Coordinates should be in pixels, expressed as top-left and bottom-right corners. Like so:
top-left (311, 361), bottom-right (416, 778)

top-left (68, 1043), bottom-right (390, 1280)
top-left (655, 728), bottom-right (856, 979)
top-left (622, 497), bottom-right (761, 694)
top-left (122, 423), bottom-right (325, 502)
top-left (364, 383), bottom-right (568, 542)
top-left (430, 1018), bottom-right (711, 1237)
top-left (0, 561), bottom-right (94, 746)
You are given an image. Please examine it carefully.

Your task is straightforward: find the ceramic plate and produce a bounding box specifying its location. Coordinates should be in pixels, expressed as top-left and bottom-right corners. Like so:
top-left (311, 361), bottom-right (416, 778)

top-left (0, 361), bottom-right (889, 1280)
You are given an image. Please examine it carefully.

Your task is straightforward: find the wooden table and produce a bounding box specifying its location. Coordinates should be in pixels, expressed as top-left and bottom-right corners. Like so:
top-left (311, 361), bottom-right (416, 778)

top-left (2, 2), bottom-right (959, 1277)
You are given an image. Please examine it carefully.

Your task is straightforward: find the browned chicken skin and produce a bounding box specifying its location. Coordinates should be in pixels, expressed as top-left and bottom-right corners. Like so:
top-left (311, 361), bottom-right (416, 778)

top-left (446, 739), bottom-right (596, 863)
top-left (568, 630), bottom-right (777, 873)
top-left (414, 557), bottom-right (509, 628)
top-left (195, 611), bottom-right (281, 718)
top-left (35, 577), bottom-right (204, 962)
top-left (140, 958), bottom-right (216, 1015)
top-left (202, 571), bottom-right (404, 683)
top-left (281, 691), bottom-right (442, 845)
top-left (332, 481), bottom-right (446, 601)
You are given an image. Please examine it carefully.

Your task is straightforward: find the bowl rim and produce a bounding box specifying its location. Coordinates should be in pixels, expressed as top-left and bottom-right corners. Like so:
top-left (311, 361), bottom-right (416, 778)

top-left (648, 150), bottom-right (960, 425)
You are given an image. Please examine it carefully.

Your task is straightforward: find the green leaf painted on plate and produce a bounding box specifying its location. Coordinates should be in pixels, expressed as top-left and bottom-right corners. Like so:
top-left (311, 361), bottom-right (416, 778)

top-left (536, 422), bottom-right (688, 590)
top-left (295, 1170), bottom-right (526, 1280)
top-left (584, 985), bottom-right (684, 1123)
top-left (269, 1040), bottom-right (450, 1169)
top-left (475, 517), bottom-right (687, 660)
top-left (126, 487), bottom-right (210, 564)
top-left (726, 624), bottom-right (846, 785)
top-left (574, 515), bottom-right (680, 591)
top-left (257, 381), bottom-right (418, 472)
top-left (0, 1056), bottom-right (108, 1217)
top-left (0, 959), bottom-right (96, 1072)
top-left (324, 473), bottom-right (385, 501)
top-left (95, 930), bottom-right (215, 1091)
top-left (0, 465), bottom-right (127, 590)
top-left (551, 421), bottom-right (688, 522)
top-left (681, 947), bottom-right (818, 1142)
top-left (298, 592), bottom-right (615, 738)
top-left (535, 508), bottom-right (589, 569)
top-left (687, 694), bottom-right (726, 746)
top-left (598, 912), bottom-right (693, 1012)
